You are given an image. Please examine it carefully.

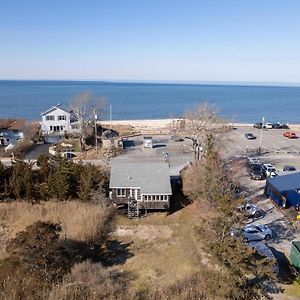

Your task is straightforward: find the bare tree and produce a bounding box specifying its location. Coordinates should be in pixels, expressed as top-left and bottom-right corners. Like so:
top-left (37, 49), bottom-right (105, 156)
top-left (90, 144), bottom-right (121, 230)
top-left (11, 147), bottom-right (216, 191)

top-left (181, 102), bottom-right (225, 160)
top-left (70, 92), bottom-right (106, 151)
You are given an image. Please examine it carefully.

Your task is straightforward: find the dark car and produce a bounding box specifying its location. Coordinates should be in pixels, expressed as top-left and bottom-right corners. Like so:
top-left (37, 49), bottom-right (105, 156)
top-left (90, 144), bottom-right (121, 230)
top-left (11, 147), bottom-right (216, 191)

top-left (280, 124), bottom-right (289, 129)
top-left (272, 123), bottom-right (281, 129)
top-left (250, 164), bottom-right (265, 180)
top-left (253, 122), bottom-right (263, 129)
top-left (246, 157), bottom-right (261, 170)
top-left (283, 165), bottom-right (296, 172)
top-left (245, 133), bottom-right (256, 140)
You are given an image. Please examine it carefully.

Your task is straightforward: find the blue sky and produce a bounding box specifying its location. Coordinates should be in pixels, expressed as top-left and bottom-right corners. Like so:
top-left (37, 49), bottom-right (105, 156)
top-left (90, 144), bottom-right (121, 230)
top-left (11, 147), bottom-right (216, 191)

top-left (1, 0), bottom-right (300, 82)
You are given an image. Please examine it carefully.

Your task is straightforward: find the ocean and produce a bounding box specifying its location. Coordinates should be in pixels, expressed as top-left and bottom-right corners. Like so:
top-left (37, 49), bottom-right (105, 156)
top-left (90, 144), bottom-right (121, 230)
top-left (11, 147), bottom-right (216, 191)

top-left (0, 80), bottom-right (299, 123)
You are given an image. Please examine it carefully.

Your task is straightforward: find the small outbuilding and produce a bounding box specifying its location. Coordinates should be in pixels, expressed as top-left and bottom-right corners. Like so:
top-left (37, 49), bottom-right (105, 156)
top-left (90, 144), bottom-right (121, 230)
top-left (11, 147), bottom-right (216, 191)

top-left (265, 172), bottom-right (300, 208)
top-left (143, 136), bottom-right (153, 148)
top-left (109, 161), bottom-right (172, 215)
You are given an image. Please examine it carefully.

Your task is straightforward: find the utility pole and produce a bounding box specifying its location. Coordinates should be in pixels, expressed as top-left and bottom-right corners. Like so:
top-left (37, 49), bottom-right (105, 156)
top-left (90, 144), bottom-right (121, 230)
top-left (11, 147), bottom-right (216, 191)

top-left (258, 116), bottom-right (265, 155)
top-left (94, 109), bottom-right (98, 153)
top-left (110, 104), bottom-right (112, 130)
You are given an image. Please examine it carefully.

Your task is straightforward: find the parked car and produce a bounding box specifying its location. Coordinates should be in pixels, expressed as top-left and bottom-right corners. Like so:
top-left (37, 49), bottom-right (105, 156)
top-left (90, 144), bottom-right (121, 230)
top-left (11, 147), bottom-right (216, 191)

top-left (262, 164), bottom-right (276, 177)
top-left (238, 203), bottom-right (266, 218)
top-left (280, 124), bottom-right (289, 129)
top-left (265, 123), bottom-right (273, 129)
top-left (283, 165), bottom-right (296, 172)
top-left (246, 157), bottom-right (261, 170)
top-left (272, 123), bottom-right (281, 129)
top-left (250, 164), bottom-right (265, 180)
top-left (62, 151), bottom-right (76, 159)
top-left (283, 131), bottom-right (297, 138)
top-left (231, 224), bottom-right (273, 242)
top-left (269, 171), bottom-right (278, 178)
top-left (245, 133), bottom-right (256, 140)
top-left (253, 122), bottom-right (263, 129)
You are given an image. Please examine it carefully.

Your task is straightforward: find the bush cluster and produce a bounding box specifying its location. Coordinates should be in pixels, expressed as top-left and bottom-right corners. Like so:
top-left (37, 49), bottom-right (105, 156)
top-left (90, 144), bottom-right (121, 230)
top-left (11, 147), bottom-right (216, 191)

top-left (0, 155), bottom-right (109, 202)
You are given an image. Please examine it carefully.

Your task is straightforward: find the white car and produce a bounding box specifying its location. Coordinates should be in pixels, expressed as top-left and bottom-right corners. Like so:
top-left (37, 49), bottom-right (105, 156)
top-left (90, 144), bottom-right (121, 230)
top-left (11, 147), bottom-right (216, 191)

top-left (231, 224), bottom-right (273, 242)
top-left (265, 123), bottom-right (273, 129)
top-left (262, 164), bottom-right (276, 177)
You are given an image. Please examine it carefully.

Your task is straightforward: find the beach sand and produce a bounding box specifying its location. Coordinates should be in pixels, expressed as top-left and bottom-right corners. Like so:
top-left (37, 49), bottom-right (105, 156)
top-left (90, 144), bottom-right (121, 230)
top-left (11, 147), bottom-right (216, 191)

top-left (101, 118), bottom-right (183, 134)
top-left (101, 119), bottom-right (300, 135)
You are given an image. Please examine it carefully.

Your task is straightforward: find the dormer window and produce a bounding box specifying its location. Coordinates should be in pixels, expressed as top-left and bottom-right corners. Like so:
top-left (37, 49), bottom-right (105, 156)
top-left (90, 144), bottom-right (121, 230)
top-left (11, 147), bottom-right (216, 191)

top-left (46, 115), bottom-right (55, 121)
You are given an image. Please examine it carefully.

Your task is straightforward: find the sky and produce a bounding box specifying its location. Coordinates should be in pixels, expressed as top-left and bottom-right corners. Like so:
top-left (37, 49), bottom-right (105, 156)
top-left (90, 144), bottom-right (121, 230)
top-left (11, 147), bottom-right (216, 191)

top-left (1, 0), bottom-right (300, 83)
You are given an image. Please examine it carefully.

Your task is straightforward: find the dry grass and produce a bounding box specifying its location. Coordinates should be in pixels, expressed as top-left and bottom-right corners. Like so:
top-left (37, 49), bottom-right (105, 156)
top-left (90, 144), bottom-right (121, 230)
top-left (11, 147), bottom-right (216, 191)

top-left (109, 203), bottom-right (208, 290)
top-left (48, 261), bottom-right (127, 300)
top-left (0, 201), bottom-right (113, 259)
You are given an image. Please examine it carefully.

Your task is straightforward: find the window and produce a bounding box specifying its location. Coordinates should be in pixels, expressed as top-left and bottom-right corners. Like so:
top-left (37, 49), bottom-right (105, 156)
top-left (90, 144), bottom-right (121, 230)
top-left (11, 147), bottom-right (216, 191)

top-left (116, 189), bottom-right (126, 197)
top-left (46, 115), bottom-right (55, 121)
top-left (50, 126), bottom-right (53, 131)
top-left (58, 115), bottom-right (67, 121)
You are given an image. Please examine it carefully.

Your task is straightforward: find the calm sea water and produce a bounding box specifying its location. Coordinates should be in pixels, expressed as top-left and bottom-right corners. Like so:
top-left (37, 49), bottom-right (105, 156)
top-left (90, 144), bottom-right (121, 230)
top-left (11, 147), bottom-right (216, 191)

top-left (0, 80), bottom-right (300, 123)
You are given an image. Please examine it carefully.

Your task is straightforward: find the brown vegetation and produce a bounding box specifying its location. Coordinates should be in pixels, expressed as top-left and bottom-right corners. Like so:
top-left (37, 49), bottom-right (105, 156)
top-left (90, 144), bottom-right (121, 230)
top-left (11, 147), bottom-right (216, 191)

top-left (0, 201), bottom-right (114, 259)
top-left (0, 202), bottom-right (115, 299)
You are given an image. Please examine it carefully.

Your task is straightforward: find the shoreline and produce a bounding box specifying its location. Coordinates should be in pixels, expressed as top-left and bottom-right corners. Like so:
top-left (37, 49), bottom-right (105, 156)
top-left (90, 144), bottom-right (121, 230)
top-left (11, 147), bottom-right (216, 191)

top-left (101, 119), bottom-right (300, 129)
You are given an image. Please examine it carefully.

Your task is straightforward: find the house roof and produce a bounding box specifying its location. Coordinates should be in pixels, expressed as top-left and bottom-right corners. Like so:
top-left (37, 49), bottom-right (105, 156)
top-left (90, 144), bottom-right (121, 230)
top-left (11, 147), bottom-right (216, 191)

top-left (0, 119), bottom-right (27, 131)
top-left (109, 161), bottom-right (172, 194)
top-left (41, 105), bottom-right (70, 116)
top-left (267, 172), bottom-right (300, 193)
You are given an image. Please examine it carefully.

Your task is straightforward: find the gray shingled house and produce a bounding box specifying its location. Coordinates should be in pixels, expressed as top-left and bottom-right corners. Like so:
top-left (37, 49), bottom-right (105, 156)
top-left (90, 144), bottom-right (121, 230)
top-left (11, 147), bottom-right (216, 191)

top-left (109, 161), bottom-right (172, 211)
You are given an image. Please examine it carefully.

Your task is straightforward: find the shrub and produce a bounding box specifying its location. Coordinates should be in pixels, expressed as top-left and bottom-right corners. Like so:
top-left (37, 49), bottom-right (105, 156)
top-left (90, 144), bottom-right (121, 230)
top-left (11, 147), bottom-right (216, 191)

top-left (0, 221), bottom-right (74, 299)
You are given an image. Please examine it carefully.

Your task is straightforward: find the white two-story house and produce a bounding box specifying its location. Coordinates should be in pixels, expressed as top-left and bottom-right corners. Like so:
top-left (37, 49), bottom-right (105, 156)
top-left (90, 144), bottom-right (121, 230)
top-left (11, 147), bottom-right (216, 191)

top-left (41, 105), bottom-right (79, 135)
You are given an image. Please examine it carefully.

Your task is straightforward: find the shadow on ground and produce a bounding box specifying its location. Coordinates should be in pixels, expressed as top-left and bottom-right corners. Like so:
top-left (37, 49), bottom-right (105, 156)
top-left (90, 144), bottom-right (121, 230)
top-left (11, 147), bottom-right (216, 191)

top-left (100, 240), bottom-right (134, 267)
top-left (153, 144), bottom-right (166, 149)
top-left (63, 238), bottom-right (134, 267)
top-left (270, 246), bottom-right (297, 284)
top-left (169, 185), bottom-right (192, 214)
top-left (266, 220), bottom-right (295, 243)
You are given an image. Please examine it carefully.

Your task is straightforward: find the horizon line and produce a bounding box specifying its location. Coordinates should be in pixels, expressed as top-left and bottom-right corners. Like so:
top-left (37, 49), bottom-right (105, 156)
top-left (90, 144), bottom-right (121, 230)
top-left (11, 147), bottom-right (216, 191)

top-left (1, 79), bottom-right (300, 88)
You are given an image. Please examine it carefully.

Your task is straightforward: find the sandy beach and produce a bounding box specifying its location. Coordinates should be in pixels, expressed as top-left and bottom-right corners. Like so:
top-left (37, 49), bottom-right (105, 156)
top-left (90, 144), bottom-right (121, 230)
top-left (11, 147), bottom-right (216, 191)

top-left (101, 119), bottom-right (300, 132)
top-left (101, 118), bottom-right (183, 134)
